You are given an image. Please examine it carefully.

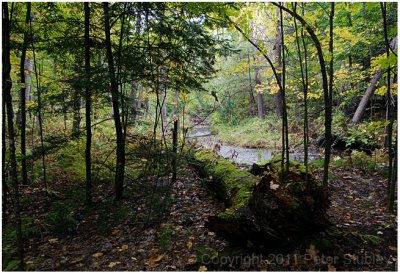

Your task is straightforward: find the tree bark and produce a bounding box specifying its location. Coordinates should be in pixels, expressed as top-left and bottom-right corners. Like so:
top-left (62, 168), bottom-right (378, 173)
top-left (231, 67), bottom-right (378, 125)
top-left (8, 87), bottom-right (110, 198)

top-left (273, 2), bottom-right (332, 189)
top-left (19, 2), bottom-right (31, 186)
top-left (161, 89), bottom-right (168, 130)
top-left (254, 67), bottom-right (265, 118)
top-left (137, 84), bottom-right (143, 111)
top-left (84, 2), bottom-right (92, 205)
top-left (191, 150), bottom-right (329, 250)
top-left (3, 2), bottom-right (24, 269)
top-left (247, 53), bottom-right (256, 117)
top-left (72, 60), bottom-right (81, 135)
top-left (103, 2), bottom-right (125, 201)
top-left (130, 81), bottom-right (137, 122)
top-left (274, 8), bottom-right (283, 118)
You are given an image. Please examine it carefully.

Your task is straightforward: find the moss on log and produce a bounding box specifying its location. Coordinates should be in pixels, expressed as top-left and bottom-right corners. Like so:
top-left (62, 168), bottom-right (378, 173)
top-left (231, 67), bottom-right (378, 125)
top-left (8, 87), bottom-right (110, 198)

top-left (191, 149), bottom-right (330, 251)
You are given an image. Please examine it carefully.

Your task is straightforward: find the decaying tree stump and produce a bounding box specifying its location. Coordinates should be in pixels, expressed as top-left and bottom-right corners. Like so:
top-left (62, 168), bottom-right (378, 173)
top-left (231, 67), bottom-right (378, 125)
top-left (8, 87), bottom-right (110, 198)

top-left (191, 149), bottom-right (330, 251)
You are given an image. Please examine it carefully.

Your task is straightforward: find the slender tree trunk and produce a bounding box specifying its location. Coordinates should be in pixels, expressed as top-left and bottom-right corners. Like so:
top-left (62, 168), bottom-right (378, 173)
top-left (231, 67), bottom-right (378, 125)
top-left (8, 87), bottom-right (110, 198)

top-left (254, 67), bottom-right (264, 118)
top-left (323, 3), bottom-right (334, 189)
top-left (388, 138), bottom-right (397, 213)
top-left (172, 120), bottom-right (178, 182)
top-left (273, 3), bottom-right (332, 189)
top-left (72, 62), bottom-right (81, 136)
top-left (3, 2), bottom-right (24, 269)
top-left (380, 3), bottom-right (394, 197)
top-left (19, 2), bottom-right (31, 186)
top-left (161, 88), bottom-right (168, 130)
top-left (137, 84), bottom-right (143, 112)
top-left (103, 2), bottom-right (125, 201)
top-left (279, 6), bottom-right (289, 177)
top-left (301, 9), bottom-right (309, 182)
top-left (247, 53), bottom-right (256, 117)
top-left (131, 82), bottom-right (137, 122)
top-left (2, 99), bottom-right (7, 224)
top-left (84, 2), bottom-right (92, 205)
top-left (274, 8), bottom-right (283, 118)
top-left (30, 17), bottom-right (47, 194)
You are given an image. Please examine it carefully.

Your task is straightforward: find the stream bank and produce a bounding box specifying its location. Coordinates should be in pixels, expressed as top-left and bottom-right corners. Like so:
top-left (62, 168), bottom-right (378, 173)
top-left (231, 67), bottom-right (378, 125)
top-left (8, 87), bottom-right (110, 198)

top-left (187, 123), bottom-right (321, 166)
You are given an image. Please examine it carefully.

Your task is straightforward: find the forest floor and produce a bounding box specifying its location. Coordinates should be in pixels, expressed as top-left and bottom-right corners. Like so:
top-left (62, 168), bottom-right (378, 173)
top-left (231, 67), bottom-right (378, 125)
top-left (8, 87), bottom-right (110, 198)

top-left (12, 158), bottom-right (398, 271)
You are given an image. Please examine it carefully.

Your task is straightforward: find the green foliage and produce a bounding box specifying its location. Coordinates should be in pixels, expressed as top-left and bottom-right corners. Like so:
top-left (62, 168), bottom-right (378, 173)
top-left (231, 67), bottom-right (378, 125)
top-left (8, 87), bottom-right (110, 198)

top-left (159, 223), bottom-right (174, 252)
top-left (45, 201), bottom-right (77, 234)
top-left (345, 121), bottom-right (388, 147)
top-left (2, 218), bottom-right (42, 271)
top-left (211, 115), bottom-right (284, 149)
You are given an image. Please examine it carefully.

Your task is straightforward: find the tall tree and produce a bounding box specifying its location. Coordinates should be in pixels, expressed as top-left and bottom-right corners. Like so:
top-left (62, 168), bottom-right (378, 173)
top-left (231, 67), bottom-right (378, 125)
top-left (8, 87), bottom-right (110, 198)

top-left (3, 2), bottom-right (24, 269)
top-left (254, 66), bottom-right (265, 118)
top-left (84, 2), bottom-right (92, 205)
top-left (380, 2), bottom-right (395, 204)
top-left (274, 7), bottom-right (283, 118)
top-left (103, 2), bottom-right (126, 201)
top-left (273, 2), bottom-right (332, 189)
top-left (19, 2), bottom-right (31, 186)
top-left (292, 2), bottom-right (309, 182)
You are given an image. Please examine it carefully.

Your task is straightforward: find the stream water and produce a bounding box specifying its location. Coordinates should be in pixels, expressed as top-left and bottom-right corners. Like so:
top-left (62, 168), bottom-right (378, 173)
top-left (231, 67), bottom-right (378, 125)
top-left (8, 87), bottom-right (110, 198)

top-left (188, 124), bottom-right (321, 166)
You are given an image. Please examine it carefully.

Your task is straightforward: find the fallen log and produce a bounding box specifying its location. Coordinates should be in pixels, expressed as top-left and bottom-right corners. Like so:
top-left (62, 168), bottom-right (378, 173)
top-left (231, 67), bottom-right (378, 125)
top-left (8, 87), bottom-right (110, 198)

top-left (191, 149), bottom-right (330, 251)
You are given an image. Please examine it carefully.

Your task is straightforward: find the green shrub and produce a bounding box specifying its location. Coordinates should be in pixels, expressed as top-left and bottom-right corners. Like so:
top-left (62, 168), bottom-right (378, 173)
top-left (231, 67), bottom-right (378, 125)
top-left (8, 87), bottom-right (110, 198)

top-left (159, 223), bottom-right (174, 252)
top-left (46, 202), bottom-right (77, 234)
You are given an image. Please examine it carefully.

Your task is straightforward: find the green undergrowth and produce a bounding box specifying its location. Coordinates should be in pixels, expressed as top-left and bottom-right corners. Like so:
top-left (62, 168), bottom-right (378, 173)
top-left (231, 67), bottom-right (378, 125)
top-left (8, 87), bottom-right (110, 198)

top-left (210, 114), bottom-right (303, 149)
top-left (309, 150), bottom-right (389, 176)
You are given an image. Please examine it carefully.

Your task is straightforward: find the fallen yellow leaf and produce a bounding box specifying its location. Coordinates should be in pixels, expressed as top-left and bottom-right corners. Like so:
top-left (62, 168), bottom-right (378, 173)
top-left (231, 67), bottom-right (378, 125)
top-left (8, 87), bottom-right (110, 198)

top-left (48, 238), bottom-right (59, 244)
top-left (198, 265), bottom-right (207, 271)
top-left (92, 252), bottom-right (103, 258)
top-left (187, 241), bottom-right (193, 249)
top-left (147, 254), bottom-right (165, 268)
top-left (108, 261), bottom-right (120, 268)
top-left (118, 244), bottom-right (128, 251)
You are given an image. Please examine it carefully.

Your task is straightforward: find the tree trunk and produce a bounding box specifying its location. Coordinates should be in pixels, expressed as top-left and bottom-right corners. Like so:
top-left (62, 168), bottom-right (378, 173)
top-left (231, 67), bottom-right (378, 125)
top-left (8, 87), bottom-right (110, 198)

top-left (84, 2), bottom-right (92, 206)
top-left (104, 2), bottom-right (125, 201)
top-left (352, 69), bottom-right (383, 124)
top-left (72, 81), bottom-right (81, 135)
top-left (19, 2), bottom-right (31, 186)
top-left (137, 84), bottom-right (143, 111)
top-left (388, 139), bottom-right (397, 213)
top-left (130, 81), bottom-right (137, 122)
top-left (274, 8), bottom-right (283, 118)
top-left (161, 89), bottom-right (168, 130)
top-left (279, 7), bottom-right (290, 178)
top-left (191, 150), bottom-right (329, 250)
top-left (2, 98), bottom-right (7, 224)
top-left (247, 53), bottom-right (256, 117)
top-left (172, 120), bottom-right (178, 182)
top-left (273, 3), bottom-right (332, 190)
top-left (254, 67), bottom-right (264, 118)
top-left (3, 2), bottom-right (24, 269)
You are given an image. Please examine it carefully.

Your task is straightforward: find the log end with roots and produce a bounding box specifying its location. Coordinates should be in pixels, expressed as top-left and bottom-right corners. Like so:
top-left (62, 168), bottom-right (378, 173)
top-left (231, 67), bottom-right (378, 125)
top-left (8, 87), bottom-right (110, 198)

top-left (192, 149), bottom-right (330, 251)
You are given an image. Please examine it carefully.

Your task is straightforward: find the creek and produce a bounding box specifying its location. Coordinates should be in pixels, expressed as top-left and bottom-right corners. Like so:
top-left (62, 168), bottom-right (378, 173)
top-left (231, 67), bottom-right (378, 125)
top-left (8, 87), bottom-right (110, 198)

top-left (187, 124), bottom-right (321, 166)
